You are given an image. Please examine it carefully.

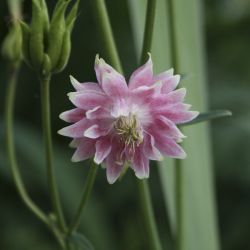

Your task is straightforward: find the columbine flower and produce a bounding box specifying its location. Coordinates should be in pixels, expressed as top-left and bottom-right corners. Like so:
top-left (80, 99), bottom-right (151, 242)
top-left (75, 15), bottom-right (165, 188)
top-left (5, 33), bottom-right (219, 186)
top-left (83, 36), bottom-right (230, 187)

top-left (58, 55), bottom-right (198, 184)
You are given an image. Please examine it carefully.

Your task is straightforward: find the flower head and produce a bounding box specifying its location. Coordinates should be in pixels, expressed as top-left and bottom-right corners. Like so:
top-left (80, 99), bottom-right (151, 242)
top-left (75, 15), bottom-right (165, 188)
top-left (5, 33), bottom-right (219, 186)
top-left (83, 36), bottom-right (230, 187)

top-left (58, 55), bottom-right (198, 184)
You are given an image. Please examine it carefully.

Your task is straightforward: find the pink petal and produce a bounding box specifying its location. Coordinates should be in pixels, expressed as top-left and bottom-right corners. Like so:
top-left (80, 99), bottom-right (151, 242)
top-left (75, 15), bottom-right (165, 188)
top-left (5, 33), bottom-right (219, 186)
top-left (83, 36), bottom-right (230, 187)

top-left (70, 75), bottom-right (102, 92)
top-left (84, 124), bottom-right (110, 139)
top-left (59, 108), bottom-right (84, 123)
top-left (131, 147), bottom-right (149, 179)
top-left (154, 136), bottom-right (186, 159)
top-left (69, 138), bottom-right (81, 148)
top-left (94, 137), bottom-right (112, 164)
top-left (153, 68), bottom-right (174, 83)
top-left (86, 106), bottom-right (111, 120)
top-left (129, 55), bottom-right (153, 90)
top-left (143, 133), bottom-right (163, 161)
top-left (154, 116), bottom-right (185, 139)
top-left (69, 91), bottom-right (109, 110)
top-left (162, 110), bottom-right (199, 124)
top-left (106, 159), bottom-right (124, 184)
top-left (58, 118), bottom-right (92, 138)
top-left (71, 138), bottom-right (96, 162)
top-left (161, 75), bottom-right (180, 94)
top-left (102, 73), bottom-right (128, 98)
top-left (94, 55), bottom-right (124, 85)
top-left (150, 88), bottom-right (186, 109)
top-left (110, 99), bottom-right (129, 118)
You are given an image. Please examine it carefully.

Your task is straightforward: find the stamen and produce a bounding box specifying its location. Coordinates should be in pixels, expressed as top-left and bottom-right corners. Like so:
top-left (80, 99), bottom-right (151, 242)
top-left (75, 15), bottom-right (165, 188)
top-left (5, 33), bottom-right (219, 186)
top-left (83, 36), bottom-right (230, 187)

top-left (114, 114), bottom-right (143, 150)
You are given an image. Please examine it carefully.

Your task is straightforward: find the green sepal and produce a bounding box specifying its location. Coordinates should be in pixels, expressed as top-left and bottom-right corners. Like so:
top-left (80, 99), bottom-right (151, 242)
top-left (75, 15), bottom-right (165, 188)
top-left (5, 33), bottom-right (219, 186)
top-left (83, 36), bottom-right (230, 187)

top-left (180, 110), bottom-right (232, 126)
top-left (20, 21), bottom-right (32, 67)
top-left (29, 0), bottom-right (45, 70)
top-left (41, 53), bottom-right (51, 77)
top-left (38, 0), bottom-right (50, 37)
top-left (53, 29), bottom-right (71, 73)
top-left (47, 0), bottom-right (71, 70)
top-left (66, 0), bottom-right (80, 33)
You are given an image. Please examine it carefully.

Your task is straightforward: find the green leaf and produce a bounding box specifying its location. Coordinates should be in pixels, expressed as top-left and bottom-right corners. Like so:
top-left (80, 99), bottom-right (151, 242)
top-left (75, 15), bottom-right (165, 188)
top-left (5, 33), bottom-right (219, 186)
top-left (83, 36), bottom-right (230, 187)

top-left (67, 232), bottom-right (95, 250)
top-left (128, 1), bottom-right (220, 250)
top-left (181, 110), bottom-right (232, 126)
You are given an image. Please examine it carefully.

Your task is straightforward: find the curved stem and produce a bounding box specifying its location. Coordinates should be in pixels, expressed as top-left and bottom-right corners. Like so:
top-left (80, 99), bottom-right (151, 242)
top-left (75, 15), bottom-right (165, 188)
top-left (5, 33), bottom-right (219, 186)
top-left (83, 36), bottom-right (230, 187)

top-left (137, 180), bottom-right (162, 250)
top-left (90, 0), bottom-right (123, 73)
top-left (40, 75), bottom-right (66, 232)
top-left (140, 0), bottom-right (157, 64)
top-left (5, 64), bottom-right (49, 225)
top-left (68, 163), bottom-right (98, 235)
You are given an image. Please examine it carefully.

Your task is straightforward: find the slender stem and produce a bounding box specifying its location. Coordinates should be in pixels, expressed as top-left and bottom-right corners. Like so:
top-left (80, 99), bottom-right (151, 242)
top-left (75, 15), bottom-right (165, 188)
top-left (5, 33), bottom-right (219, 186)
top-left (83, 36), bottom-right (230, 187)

top-left (68, 163), bottom-right (98, 235)
top-left (90, 0), bottom-right (123, 73)
top-left (5, 64), bottom-right (49, 225)
top-left (175, 160), bottom-right (183, 250)
top-left (137, 180), bottom-right (162, 250)
top-left (40, 75), bottom-right (66, 232)
top-left (167, 1), bottom-right (183, 249)
top-left (140, 0), bottom-right (157, 64)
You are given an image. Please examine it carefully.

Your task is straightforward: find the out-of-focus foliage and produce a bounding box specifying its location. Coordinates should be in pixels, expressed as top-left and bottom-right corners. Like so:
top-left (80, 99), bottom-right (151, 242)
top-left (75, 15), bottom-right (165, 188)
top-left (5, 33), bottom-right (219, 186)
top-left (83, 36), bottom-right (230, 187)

top-left (0, 0), bottom-right (249, 249)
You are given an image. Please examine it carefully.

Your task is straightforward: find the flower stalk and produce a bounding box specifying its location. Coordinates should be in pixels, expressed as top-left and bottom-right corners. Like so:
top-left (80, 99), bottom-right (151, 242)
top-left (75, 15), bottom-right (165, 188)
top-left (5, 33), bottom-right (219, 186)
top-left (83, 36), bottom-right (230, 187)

top-left (68, 163), bottom-right (98, 235)
top-left (40, 75), bottom-right (66, 232)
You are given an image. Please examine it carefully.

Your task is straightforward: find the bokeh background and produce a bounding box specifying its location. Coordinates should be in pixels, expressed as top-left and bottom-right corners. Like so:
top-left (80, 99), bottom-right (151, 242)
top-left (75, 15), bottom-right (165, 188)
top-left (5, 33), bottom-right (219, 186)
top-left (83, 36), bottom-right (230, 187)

top-left (0, 0), bottom-right (249, 249)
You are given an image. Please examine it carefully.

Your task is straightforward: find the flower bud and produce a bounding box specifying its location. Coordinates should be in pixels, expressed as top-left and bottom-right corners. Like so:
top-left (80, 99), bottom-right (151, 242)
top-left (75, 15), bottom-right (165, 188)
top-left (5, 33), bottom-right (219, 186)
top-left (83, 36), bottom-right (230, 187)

top-left (41, 53), bottom-right (51, 77)
top-left (29, 0), bottom-right (45, 70)
top-left (20, 21), bottom-right (32, 67)
top-left (47, 0), bottom-right (70, 70)
top-left (53, 29), bottom-right (71, 73)
top-left (1, 22), bottom-right (22, 64)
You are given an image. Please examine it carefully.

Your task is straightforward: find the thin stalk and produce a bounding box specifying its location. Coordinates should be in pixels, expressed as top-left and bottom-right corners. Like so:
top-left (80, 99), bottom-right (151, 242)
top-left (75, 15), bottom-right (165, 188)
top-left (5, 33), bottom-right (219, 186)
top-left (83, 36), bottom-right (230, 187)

top-left (167, 1), bottom-right (183, 249)
top-left (90, 0), bottom-right (123, 73)
top-left (68, 163), bottom-right (98, 235)
top-left (40, 75), bottom-right (66, 232)
top-left (175, 160), bottom-right (183, 250)
top-left (140, 0), bottom-right (157, 64)
top-left (5, 64), bottom-right (49, 225)
top-left (137, 180), bottom-right (162, 250)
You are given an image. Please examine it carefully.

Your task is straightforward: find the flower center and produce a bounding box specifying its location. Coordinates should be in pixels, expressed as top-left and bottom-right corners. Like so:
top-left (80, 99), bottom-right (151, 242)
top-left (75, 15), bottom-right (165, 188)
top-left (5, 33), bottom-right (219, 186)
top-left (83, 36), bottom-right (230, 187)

top-left (114, 114), bottom-right (143, 149)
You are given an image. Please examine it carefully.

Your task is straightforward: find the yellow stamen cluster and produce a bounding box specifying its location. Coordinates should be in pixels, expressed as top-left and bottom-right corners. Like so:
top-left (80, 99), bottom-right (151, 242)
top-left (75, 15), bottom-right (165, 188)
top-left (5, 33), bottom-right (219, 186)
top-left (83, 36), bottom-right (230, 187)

top-left (114, 115), bottom-right (143, 149)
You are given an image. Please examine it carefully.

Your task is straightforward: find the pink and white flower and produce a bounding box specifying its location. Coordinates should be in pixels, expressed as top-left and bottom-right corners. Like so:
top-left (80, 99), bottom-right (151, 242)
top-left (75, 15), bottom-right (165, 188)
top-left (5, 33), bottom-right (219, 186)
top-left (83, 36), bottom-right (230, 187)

top-left (58, 55), bottom-right (198, 184)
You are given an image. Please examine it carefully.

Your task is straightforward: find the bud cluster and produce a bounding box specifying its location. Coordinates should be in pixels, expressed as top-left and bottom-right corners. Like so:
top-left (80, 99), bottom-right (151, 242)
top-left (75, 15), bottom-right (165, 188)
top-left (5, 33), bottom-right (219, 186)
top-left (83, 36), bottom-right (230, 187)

top-left (20, 0), bottom-right (79, 76)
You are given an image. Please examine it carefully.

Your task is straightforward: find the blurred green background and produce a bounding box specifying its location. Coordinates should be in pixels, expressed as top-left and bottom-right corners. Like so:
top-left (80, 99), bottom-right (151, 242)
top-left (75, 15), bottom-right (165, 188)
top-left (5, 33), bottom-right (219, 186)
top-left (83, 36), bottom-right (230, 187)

top-left (0, 0), bottom-right (250, 249)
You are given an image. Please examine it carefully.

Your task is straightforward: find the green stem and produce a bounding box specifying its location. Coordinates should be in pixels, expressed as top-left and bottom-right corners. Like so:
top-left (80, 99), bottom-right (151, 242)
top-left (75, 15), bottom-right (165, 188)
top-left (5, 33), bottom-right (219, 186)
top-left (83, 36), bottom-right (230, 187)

top-left (167, 0), bottom-right (183, 249)
top-left (90, 0), bottom-right (122, 73)
top-left (68, 163), bottom-right (98, 235)
top-left (175, 160), bottom-right (183, 250)
top-left (137, 180), bottom-right (162, 250)
top-left (5, 64), bottom-right (49, 225)
top-left (140, 0), bottom-right (157, 64)
top-left (40, 75), bottom-right (66, 232)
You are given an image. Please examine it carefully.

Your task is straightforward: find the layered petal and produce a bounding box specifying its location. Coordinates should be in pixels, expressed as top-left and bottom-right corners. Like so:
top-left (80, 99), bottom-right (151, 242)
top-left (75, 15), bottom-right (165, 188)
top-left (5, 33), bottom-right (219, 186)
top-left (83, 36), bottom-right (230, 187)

top-left (58, 118), bottom-right (92, 138)
top-left (102, 72), bottom-right (128, 99)
top-left (68, 91), bottom-right (110, 110)
top-left (131, 146), bottom-right (149, 179)
top-left (59, 108), bottom-right (84, 123)
top-left (94, 137), bottom-right (112, 164)
top-left (71, 138), bottom-right (96, 162)
top-left (143, 133), bottom-right (163, 161)
top-left (129, 55), bottom-right (153, 90)
top-left (154, 135), bottom-right (187, 159)
top-left (94, 55), bottom-right (124, 85)
top-left (70, 75), bottom-right (102, 92)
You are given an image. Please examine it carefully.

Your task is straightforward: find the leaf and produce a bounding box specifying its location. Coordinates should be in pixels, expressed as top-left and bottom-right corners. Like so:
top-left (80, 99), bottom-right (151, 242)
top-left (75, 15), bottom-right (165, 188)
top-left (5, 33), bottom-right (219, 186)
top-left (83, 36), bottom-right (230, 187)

top-left (128, 0), bottom-right (220, 250)
top-left (67, 232), bottom-right (95, 250)
top-left (181, 110), bottom-right (232, 126)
